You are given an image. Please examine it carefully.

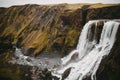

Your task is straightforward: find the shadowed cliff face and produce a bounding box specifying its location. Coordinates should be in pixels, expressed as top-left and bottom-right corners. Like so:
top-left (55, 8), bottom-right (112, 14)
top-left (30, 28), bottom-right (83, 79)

top-left (0, 3), bottom-right (120, 80)
top-left (86, 5), bottom-right (120, 21)
top-left (95, 24), bottom-right (120, 80)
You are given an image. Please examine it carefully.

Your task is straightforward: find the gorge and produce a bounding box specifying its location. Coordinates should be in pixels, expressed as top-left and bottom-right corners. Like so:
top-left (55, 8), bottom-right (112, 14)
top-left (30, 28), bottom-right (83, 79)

top-left (14, 20), bottom-right (120, 80)
top-left (0, 3), bottom-right (120, 80)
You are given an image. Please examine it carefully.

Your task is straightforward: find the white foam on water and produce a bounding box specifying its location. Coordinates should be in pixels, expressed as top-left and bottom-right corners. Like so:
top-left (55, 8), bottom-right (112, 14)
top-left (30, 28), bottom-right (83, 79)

top-left (14, 20), bottom-right (119, 80)
top-left (52, 21), bottom-right (119, 80)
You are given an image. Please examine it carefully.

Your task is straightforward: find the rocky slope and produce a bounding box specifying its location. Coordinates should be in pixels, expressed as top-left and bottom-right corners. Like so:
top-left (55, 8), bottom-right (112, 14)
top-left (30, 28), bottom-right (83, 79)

top-left (0, 3), bottom-right (120, 80)
top-left (0, 4), bottom-right (82, 56)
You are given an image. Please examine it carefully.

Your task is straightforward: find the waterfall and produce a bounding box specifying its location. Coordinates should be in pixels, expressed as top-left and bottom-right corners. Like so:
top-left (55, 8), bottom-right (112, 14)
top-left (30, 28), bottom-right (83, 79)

top-left (52, 20), bottom-right (119, 80)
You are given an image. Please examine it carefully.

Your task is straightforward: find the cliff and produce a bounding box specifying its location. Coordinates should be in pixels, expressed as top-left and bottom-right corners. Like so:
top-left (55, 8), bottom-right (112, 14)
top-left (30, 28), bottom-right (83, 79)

top-left (0, 3), bottom-right (120, 80)
top-left (0, 3), bottom-right (120, 56)
top-left (0, 4), bottom-right (82, 56)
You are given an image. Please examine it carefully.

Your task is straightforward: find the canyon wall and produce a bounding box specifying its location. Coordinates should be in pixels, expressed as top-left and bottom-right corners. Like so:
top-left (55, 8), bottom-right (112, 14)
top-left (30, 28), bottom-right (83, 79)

top-left (0, 3), bottom-right (120, 80)
top-left (0, 4), bottom-right (120, 56)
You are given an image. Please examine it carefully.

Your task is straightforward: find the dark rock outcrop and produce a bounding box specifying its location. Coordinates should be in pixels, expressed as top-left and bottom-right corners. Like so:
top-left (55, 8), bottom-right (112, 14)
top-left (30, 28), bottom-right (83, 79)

top-left (86, 5), bottom-right (120, 21)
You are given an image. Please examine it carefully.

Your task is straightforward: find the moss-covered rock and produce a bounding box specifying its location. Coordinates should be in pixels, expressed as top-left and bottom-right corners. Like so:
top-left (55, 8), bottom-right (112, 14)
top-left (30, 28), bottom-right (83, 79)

top-left (0, 4), bottom-right (84, 56)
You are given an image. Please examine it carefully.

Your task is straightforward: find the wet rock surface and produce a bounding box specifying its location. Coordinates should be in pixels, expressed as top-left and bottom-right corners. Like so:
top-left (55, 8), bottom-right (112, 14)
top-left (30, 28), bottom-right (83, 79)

top-left (0, 50), bottom-right (58, 80)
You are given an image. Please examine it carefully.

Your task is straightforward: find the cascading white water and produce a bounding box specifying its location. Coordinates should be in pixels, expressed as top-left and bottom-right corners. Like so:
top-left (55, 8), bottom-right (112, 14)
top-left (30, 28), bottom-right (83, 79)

top-left (13, 20), bottom-right (119, 80)
top-left (52, 20), bottom-right (119, 80)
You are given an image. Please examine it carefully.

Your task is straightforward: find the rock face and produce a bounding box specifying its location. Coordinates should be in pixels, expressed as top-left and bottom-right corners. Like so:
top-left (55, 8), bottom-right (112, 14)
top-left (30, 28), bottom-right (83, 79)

top-left (0, 3), bottom-right (120, 80)
top-left (96, 24), bottom-right (120, 80)
top-left (0, 4), bottom-right (82, 56)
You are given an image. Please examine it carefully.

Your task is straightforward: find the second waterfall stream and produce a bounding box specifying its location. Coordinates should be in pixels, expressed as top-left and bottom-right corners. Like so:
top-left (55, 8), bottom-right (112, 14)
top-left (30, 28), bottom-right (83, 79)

top-left (52, 20), bottom-right (120, 80)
